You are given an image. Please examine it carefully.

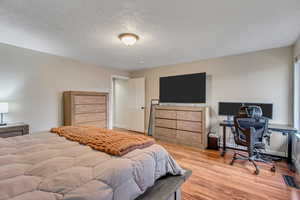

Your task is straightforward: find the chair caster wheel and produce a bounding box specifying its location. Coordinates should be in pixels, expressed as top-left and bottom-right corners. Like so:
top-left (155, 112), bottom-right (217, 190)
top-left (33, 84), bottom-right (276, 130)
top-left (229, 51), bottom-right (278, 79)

top-left (270, 166), bottom-right (276, 172)
top-left (230, 158), bottom-right (236, 165)
top-left (254, 169), bottom-right (260, 175)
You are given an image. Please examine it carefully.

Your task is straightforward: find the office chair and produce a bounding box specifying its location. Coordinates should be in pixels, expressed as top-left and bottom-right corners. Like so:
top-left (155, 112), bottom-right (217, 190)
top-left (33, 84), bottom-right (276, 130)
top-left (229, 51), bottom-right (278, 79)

top-left (230, 106), bottom-right (275, 175)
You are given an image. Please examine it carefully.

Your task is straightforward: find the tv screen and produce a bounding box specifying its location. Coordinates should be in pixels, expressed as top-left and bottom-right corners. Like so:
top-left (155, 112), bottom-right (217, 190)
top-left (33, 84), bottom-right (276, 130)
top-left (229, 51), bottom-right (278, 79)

top-left (159, 73), bottom-right (206, 103)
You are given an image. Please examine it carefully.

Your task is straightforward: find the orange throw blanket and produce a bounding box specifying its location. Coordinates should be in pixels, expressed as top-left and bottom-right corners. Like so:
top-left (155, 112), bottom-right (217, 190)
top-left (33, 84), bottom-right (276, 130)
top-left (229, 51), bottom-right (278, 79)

top-left (50, 126), bottom-right (155, 156)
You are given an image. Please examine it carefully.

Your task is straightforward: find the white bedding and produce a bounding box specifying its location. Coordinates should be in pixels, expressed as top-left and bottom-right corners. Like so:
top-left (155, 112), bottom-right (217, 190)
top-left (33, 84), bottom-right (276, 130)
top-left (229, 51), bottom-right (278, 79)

top-left (0, 132), bottom-right (183, 200)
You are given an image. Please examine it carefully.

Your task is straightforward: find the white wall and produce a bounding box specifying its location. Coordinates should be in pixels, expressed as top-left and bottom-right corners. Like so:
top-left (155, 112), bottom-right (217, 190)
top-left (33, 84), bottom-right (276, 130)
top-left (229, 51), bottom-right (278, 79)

top-left (0, 43), bottom-right (129, 132)
top-left (113, 78), bottom-right (130, 129)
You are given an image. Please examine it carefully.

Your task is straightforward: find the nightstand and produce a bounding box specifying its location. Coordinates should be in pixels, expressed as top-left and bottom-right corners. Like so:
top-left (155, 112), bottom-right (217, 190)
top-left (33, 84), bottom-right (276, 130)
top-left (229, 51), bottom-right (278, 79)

top-left (0, 123), bottom-right (29, 138)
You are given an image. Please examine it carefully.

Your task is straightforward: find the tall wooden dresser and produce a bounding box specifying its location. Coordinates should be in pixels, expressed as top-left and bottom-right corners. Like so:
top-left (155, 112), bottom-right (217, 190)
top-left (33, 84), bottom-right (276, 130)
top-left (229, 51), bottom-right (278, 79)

top-left (154, 105), bottom-right (209, 149)
top-left (63, 91), bottom-right (108, 128)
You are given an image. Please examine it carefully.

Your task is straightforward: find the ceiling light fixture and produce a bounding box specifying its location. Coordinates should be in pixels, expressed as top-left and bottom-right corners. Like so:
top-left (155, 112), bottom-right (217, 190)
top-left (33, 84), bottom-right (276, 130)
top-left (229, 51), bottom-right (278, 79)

top-left (119, 33), bottom-right (139, 46)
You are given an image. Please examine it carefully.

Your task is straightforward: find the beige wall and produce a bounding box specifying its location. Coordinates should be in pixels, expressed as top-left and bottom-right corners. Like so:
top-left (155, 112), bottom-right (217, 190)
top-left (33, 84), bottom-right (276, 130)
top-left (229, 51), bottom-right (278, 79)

top-left (295, 36), bottom-right (300, 59)
top-left (293, 135), bottom-right (300, 173)
top-left (0, 41), bottom-right (294, 155)
top-left (293, 36), bottom-right (300, 172)
top-left (0, 43), bottom-right (129, 132)
top-left (131, 46), bottom-right (293, 133)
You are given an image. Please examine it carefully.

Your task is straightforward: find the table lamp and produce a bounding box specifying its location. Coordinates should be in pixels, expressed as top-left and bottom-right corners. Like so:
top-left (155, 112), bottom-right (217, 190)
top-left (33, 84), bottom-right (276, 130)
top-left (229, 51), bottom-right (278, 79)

top-left (0, 103), bottom-right (8, 126)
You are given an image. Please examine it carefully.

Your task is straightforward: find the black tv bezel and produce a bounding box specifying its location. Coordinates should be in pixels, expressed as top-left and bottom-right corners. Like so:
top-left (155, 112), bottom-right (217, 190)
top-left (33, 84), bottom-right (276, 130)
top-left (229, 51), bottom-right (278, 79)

top-left (159, 72), bottom-right (206, 104)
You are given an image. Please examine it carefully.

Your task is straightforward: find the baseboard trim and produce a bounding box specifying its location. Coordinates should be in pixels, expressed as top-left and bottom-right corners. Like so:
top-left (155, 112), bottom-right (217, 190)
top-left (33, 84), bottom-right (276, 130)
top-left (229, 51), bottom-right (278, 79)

top-left (114, 124), bottom-right (128, 130)
top-left (265, 150), bottom-right (286, 157)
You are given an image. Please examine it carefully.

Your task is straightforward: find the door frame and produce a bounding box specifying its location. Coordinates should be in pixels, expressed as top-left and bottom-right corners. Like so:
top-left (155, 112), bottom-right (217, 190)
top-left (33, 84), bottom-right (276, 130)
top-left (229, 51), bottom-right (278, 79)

top-left (110, 75), bottom-right (130, 129)
top-left (294, 60), bottom-right (300, 130)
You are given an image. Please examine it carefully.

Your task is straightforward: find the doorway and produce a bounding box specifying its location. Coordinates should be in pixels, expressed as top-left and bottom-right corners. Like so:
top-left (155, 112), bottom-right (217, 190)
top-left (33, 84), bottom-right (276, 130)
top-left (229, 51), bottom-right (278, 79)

top-left (112, 76), bottom-right (145, 133)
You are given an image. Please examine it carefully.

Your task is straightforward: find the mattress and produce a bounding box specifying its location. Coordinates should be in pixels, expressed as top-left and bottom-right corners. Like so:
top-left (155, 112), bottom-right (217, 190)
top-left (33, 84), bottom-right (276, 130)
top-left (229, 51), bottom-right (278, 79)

top-left (0, 132), bottom-right (183, 200)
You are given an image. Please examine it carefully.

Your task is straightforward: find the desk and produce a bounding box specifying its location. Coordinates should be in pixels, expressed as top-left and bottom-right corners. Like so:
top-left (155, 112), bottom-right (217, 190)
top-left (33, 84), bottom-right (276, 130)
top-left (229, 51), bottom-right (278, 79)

top-left (219, 121), bottom-right (297, 171)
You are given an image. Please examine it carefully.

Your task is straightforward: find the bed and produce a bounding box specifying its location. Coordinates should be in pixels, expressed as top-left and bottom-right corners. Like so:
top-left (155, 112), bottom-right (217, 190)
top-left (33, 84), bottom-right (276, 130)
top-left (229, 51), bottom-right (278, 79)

top-left (0, 131), bottom-right (188, 200)
top-left (0, 91), bottom-right (190, 200)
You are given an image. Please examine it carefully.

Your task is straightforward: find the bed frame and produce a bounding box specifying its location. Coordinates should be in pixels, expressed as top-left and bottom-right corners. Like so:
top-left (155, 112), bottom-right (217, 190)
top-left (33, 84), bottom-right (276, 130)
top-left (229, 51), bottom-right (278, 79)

top-left (62, 91), bottom-right (192, 200)
top-left (136, 169), bottom-right (192, 200)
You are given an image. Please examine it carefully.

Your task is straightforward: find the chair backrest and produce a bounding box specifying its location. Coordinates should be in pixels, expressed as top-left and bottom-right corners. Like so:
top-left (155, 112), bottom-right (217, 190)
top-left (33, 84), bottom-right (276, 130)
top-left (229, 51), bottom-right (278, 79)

top-left (233, 106), bottom-right (269, 146)
top-left (238, 105), bottom-right (263, 118)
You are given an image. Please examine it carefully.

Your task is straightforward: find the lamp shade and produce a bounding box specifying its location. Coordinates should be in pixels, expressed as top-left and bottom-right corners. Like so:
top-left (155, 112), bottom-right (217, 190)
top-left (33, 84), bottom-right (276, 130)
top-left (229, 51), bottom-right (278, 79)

top-left (0, 103), bottom-right (8, 114)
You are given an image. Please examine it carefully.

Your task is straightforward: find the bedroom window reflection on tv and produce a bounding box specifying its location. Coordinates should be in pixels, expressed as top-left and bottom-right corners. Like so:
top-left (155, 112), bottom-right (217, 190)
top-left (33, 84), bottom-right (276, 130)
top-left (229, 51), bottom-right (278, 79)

top-left (159, 72), bottom-right (206, 103)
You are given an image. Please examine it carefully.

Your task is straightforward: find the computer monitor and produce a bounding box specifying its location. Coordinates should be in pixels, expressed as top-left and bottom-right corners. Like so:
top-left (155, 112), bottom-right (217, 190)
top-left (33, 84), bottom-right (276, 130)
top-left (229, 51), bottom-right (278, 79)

top-left (218, 102), bottom-right (243, 116)
top-left (218, 102), bottom-right (273, 119)
top-left (244, 103), bottom-right (273, 119)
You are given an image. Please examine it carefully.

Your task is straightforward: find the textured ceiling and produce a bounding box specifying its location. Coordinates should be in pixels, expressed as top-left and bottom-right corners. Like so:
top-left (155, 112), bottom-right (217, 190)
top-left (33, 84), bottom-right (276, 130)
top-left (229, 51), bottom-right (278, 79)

top-left (0, 0), bottom-right (300, 71)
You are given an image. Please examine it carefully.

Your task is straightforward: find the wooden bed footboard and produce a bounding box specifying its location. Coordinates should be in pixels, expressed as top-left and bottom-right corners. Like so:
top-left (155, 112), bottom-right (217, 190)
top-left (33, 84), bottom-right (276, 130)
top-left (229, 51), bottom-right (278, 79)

top-left (136, 169), bottom-right (192, 200)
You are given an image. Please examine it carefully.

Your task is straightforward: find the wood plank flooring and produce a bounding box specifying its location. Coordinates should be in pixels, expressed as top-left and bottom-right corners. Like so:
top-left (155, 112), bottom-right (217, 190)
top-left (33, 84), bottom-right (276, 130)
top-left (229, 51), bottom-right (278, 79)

top-left (114, 128), bottom-right (300, 200)
top-left (158, 140), bottom-right (300, 200)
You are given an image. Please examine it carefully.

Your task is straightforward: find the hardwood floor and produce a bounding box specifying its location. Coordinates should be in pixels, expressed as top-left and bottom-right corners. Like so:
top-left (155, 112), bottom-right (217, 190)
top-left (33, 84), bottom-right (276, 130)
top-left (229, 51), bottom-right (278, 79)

top-left (158, 140), bottom-right (300, 200)
top-left (114, 128), bottom-right (300, 200)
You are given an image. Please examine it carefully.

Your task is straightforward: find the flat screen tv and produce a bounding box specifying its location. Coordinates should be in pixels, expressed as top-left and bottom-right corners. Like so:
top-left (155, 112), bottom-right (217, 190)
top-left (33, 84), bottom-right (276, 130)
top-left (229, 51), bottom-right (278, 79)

top-left (159, 73), bottom-right (206, 103)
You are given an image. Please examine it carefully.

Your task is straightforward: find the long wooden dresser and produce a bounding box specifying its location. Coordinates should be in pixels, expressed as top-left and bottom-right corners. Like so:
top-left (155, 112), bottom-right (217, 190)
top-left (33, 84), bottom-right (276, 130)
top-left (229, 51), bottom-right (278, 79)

top-left (154, 105), bottom-right (209, 149)
top-left (63, 91), bottom-right (108, 128)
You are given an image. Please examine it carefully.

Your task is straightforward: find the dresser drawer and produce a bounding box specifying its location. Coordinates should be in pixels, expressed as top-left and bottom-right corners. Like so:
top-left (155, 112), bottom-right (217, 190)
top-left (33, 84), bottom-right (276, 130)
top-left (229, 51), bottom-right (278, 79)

top-left (77, 120), bottom-right (107, 128)
top-left (75, 104), bottom-right (106, 114)
top-left (177, 121), bottom-right (202, 132)
top-left (0, 123), bottom-right (29, 138)
top-left (155, 127), bottom-right (177, 142)
top-left (153, 105), bottom-right (208, 149)
top-left (156, 119), bottom-right (176, 129)
top-left (177, 130), bottom-right (202, 147)
top-left (74, 95), bottom-right (106, 104)
top-left (74, 112), bottom-right (106, 123)
top-left (0, 131), bottom-right (22, 138)
top-left (155, 110), bottom-right (176, 119)
top-left (176, 111), bottom-right (202, 121)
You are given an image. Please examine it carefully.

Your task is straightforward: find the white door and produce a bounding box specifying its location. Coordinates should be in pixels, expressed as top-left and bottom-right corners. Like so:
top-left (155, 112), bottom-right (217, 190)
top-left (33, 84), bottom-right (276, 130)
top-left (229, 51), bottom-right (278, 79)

top-left (128, 77), bottom-right (145, 133)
